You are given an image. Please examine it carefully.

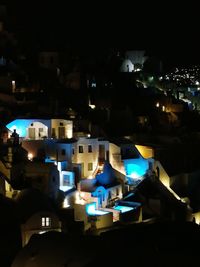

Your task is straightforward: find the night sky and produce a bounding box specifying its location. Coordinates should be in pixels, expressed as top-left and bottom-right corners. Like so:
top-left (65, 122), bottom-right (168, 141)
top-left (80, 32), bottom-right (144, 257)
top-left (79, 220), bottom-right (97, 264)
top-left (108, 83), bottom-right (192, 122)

top-left (4, 1), bottom-right (200, 70)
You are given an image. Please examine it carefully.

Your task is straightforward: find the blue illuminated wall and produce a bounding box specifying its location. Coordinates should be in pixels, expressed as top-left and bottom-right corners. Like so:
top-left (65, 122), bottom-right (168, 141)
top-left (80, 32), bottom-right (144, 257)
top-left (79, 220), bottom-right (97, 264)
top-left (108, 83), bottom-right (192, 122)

top-left (6, 119), bottom-right (50, 137)
top-left (124, 158), bottom-right (149, 179)
top-left (96, 162), bottom-right (115, 185)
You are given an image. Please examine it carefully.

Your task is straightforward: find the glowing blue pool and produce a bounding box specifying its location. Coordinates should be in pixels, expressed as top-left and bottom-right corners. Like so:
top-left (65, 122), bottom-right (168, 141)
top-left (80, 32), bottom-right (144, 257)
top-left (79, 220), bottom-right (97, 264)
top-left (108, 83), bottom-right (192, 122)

top-left (86, 202), bottom-right (109, 216)
top-left (114, 205), bottom-right (134, 213)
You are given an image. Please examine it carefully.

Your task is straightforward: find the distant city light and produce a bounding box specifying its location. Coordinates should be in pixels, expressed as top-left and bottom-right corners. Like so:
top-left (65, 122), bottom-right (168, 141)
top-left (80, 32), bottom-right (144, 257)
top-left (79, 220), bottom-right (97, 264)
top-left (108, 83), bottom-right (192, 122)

top-left (156, 102), bottom-right (160, 108)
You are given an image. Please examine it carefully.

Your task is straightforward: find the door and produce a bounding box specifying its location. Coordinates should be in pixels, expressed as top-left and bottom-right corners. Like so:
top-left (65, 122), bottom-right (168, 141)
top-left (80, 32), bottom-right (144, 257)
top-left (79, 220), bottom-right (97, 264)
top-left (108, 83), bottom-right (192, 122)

top-left (58, 127), bottom-right (65, 139)
top-left (99, 145), bottom-right (105, 162)
top-left (28, 128), bottom-right (35, 139)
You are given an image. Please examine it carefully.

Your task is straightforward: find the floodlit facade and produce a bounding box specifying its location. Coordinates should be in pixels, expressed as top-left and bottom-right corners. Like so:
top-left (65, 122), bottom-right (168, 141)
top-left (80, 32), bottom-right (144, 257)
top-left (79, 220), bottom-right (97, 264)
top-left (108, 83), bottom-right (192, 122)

top-left (72, 138), bottom-right (109, 178)
top-left (6, 119), bottom-right (73, 140)
top-left (2, 117), bottom-right (194, 233)
top-left (120, 50), bottom-right (147, 72)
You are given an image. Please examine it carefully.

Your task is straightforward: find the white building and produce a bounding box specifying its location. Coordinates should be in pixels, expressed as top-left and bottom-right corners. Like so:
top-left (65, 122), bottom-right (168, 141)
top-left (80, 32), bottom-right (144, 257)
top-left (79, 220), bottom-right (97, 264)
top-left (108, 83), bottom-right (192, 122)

top-left (72, 138), bottom-right (109, 178)
top-left (6, 118), bottom-right (73, 140)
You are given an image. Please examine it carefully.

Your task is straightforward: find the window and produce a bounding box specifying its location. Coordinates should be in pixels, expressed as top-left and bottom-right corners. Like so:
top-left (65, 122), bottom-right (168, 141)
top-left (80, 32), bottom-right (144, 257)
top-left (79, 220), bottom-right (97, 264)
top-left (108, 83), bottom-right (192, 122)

top-left (91, 82), bottom-right (96, 88)
top-left (79, 145), bottom-right (83, 153)
top-left (60, 122), bottom-right (63, 126)
top-left (88, 145), bottom-right (92, 153)
top-left (61, 149), bottom-right (66, 155)
top-left (88, 162), bottom-right (93, 171)
top-left (42, 217), bottom-right (51, 227)
top-left (63, 174), bottom-right (70, 185)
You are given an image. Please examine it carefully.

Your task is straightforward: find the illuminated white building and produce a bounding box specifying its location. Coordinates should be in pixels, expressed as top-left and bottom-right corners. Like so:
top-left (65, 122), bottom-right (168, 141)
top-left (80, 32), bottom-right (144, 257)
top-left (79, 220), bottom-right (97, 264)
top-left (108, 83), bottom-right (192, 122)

top-left (120, 59), bottom-right (134, 72)
top-left (72, 137), bottom-right (109, 178)
top-left (6, 118), bottom-right (73, 140)
top-left (120, 50), bottom-right (147, 72)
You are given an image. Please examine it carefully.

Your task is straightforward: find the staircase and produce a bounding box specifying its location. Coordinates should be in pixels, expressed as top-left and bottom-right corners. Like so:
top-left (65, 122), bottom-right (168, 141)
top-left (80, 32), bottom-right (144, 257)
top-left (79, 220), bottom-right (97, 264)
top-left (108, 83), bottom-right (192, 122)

top-left (92, 162), bottom-right (104, 177)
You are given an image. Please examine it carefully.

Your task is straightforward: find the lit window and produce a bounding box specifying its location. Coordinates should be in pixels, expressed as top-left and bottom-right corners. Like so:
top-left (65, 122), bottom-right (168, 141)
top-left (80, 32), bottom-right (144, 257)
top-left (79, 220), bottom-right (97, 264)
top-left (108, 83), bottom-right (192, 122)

top-left (88, 145), bottom-right (92, 153)
top-left (63, 174), bottom-right (70, 185)
top-left (41, 217), bottom-right (51, 227)
top-left (79, 145), bottom-right (83, 153)
top-left (88, 162), bottom-right (93, 171)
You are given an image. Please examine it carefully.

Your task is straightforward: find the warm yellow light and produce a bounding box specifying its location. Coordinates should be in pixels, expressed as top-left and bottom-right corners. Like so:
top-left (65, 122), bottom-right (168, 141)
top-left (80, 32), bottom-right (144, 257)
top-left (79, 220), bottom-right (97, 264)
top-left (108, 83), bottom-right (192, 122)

top-left (28, 153), bottom-right (33, 161)
top-left (136, 145), bottom-right (154, 159)
top-left (12, 80), bottom-right (16, 92)
top-left (75, 191), bottom-right (85, 205)
top-left (89, 104), bottom-right (96, 109)
top-left (193, 212), bottom-right (200, 224)
top-left (63, 197), bottom-right (70, 208)
top-left (156, 102), bottom-right (160, 108)
top-left (162, 105), bottom-right (165, 112)
top-left (80, 192), bottom-right (85, 198)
